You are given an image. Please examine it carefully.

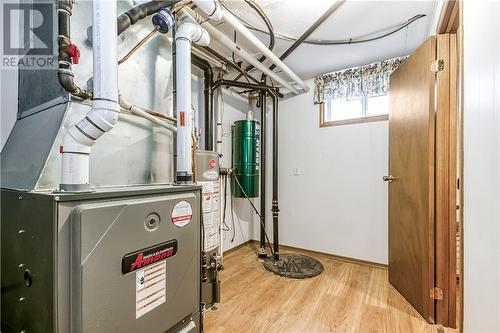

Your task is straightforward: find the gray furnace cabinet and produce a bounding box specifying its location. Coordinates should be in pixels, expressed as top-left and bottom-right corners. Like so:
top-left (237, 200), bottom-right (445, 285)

top-left (1, 185), bottom-right (202, 333)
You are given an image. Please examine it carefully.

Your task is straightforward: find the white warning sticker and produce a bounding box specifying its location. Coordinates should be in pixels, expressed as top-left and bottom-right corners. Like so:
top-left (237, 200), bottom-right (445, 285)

top-left (171, 200), bottom-right (193, 228)
top-left (136, 260), bottom-right (166, 319)
top-left (199, 180), bottom-right (220, 251)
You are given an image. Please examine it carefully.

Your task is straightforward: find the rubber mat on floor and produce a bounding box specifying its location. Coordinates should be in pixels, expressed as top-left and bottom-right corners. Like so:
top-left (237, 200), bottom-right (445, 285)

top-left (263, 253), bottom-right (324, 279)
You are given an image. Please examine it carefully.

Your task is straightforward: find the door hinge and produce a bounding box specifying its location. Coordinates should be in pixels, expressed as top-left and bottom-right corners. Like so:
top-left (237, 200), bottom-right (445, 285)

top-left (431, 59), bottom-right (445, 72)
top-left (430, 287), bottom-right (444, 300)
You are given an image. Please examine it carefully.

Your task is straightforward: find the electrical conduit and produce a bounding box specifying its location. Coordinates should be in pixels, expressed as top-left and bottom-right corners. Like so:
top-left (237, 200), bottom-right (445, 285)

top-left (60, 0), bottom-right (119, 191)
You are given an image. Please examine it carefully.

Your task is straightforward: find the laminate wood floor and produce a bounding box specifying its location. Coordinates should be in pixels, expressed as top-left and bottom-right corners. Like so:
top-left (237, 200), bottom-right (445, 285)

top-left (204, 243), bottom-right (458, 333)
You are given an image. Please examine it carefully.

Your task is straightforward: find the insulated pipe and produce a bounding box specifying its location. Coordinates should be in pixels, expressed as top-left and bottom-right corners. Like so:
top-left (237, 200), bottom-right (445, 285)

top-left (175, 19), bottom-right (210, 183)
top-left (181, 8), bottom-right (299, 94)
top-left (60, 0), bottom-right (119, 191)
top-left (117, 0), bottom-right (181, 35)
top-left (84, 0), bottom-right (180, 39)
top-left (192, 54), bottom-right (214, 151)
top-left (218, 6), bottom-right (308, 93)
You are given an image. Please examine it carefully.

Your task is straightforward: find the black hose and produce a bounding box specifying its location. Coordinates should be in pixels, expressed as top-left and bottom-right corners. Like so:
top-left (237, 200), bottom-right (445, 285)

top-left (245, 14), bottom-right (426, 46)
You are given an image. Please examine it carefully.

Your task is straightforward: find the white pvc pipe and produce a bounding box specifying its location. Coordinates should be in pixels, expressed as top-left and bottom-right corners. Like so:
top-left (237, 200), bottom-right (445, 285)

top-left (176, 19), bottom-right (210, 182)
top-left (189, 2), bottom-right (306, 93)
top-left (192, 0), bottom-right (222, 20)
top-left (181, 9), bottom-right (299, 94)
top-left (119, 95), bottom-right (177, 133)
top-left (220, 8), bottom-right (308, 93)
top-left (60, 0), bottom-right (119, 191)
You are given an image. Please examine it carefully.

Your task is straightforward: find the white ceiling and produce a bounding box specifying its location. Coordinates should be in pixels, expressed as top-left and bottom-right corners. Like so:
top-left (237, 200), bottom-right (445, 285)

top-left (205, 0), bottom-right (440, 81)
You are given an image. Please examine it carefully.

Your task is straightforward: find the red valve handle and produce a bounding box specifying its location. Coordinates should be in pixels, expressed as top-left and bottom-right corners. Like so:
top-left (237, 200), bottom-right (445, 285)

top-left (67, 44), bottom-right (80, 64)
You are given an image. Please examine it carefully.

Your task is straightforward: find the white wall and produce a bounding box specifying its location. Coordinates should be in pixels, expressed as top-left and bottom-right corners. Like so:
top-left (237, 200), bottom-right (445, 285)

top-left (219, 93), bottom-right (259, 252)
top-left (463, 1), bottom-right (500, 332)
top-left (275, 80), bottom-right (389, 264)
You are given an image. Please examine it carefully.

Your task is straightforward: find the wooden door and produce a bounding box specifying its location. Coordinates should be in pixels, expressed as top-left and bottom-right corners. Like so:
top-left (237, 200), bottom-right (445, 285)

top-left (387, 36), bottom-right (437, 323)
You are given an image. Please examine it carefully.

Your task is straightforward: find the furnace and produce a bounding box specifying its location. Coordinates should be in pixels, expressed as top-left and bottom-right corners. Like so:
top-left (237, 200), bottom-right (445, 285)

top-left (1, 185), bottom-right (202, 333)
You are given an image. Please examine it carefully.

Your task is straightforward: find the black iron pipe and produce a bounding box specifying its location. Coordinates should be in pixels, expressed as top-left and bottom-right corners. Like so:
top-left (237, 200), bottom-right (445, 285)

top-left (192, 54), bottom-right (214, 151)
top-left (212, 79), bottom-right (280, 261)
top-left (200, 46), bottom-right (262, 86)
top-left (258, 91), bottom-right (267, 257)
top-left (57, 0), bottom-right (92, 100)
top-left (212, 80), bottom-right (281, 99)
top-left (268, 0), bottom-right (345, 71)
top-left (271, 93), bottom-right (279, 261)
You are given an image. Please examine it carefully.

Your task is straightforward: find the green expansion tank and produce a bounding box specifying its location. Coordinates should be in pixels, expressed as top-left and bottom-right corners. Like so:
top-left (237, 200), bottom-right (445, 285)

top-left (232, 119), bottom-right (260, 198)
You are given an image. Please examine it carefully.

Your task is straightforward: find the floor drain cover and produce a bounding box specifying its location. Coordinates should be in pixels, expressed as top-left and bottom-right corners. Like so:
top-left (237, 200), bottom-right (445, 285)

top-left (263, 253), bottom-right (324, 279)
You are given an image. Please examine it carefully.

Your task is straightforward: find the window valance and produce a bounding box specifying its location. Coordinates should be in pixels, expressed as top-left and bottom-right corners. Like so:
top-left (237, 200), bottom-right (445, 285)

top-left (313, 56), bottom-right (408, 104)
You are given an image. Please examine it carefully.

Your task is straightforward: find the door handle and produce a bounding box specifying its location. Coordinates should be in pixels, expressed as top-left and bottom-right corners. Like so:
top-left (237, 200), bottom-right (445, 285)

top-left (383, 175), bottom-right (395, 183)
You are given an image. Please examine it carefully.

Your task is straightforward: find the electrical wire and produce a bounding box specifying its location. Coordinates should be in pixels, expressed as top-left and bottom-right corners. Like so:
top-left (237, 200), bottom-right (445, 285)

top-left (233, 174), bottom-right (275, 258)
top-left (221, 174), bottom-right (230, 231)
top-left (220, 2), bottom-right (426, 46)
top-left (230, 188), bottom-right (236, 243)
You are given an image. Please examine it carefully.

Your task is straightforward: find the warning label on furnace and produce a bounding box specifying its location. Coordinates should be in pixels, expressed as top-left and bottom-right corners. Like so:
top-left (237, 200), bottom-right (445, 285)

top-left (171, 200), bottom-right (193, 228)
top-left (136, 260), bottom-right (166, 319)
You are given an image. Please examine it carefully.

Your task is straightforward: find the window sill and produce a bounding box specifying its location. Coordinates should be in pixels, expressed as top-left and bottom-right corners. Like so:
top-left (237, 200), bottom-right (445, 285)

top-left (320, 114), bottom-right (389, 128)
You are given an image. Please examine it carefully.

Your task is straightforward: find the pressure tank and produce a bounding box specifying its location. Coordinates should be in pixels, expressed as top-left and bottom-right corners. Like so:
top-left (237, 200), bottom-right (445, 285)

top-left (232, 119), bottom-right (260, 198)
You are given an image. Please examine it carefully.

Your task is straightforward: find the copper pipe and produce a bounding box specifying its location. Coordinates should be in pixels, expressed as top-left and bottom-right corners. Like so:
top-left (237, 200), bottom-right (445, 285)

top-left (142, 108), bottom-right (177, 123)
top-left (118, 28), bottom-right (158, 65)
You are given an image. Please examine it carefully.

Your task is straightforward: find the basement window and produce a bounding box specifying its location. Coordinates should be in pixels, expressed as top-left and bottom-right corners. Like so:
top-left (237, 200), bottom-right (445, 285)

top-left (320, 93), bottom-right (389, 127)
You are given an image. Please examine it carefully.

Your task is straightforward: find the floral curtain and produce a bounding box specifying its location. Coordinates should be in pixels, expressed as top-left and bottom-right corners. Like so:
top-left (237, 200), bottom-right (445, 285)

top-left (313, 56), bottom-right (408, 104)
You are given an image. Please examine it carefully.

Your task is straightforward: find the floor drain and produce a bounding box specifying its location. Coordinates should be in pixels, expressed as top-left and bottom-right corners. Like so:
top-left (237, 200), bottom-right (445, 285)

top-left (263, 253), bottom-right (324, 279)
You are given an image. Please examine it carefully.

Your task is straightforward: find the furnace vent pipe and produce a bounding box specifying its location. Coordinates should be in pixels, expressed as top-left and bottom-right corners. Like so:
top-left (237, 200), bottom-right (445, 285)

top-left (181, 8), bottom-right (299, 94)
top-left (175, 18), bottom-right (210, 183)
top-left (60, 0), bottom-right (119, 192)
top-left (218, 7), bottom-right (308, 93)
top-left (191, 1), bottom-right (306, 93)
top-left (191, 0), bottom-right (222, 20)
